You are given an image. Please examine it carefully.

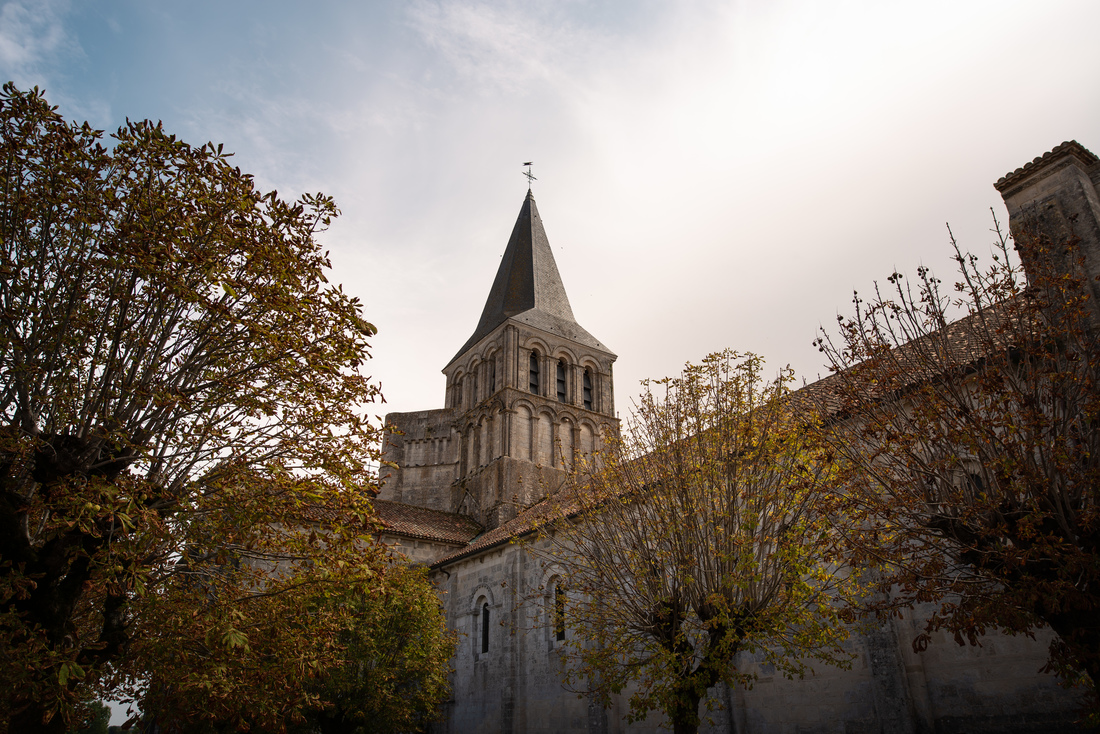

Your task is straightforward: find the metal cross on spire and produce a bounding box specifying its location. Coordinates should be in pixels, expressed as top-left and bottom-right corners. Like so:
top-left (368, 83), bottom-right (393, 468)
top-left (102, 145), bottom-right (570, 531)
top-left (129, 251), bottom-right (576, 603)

top-left (522, 161), bottom-right (536, 189)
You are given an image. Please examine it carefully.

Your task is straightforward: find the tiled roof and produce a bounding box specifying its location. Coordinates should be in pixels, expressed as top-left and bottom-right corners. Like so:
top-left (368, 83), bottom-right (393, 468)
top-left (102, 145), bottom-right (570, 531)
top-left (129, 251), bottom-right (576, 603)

top-left (434, 299), bottom-right (1031, 569)
top-left (791, 297), bottom-right (1021, 419)
top-left (373, 500), bottom-right (483, 545)
top-left (447, 190), bottom-right (614, 367)
top-left (995, 140), bottom-right (1099, 192)
top-left (287, 494), bottom-right (375, 528)
top-left (431, 494), bottom-right (563, 567)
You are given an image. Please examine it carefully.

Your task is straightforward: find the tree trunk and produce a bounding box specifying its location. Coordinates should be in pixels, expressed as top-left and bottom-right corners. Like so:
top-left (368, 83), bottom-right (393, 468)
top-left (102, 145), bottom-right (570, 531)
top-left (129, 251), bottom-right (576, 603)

top-left (317, 711), bottom-right (358, 734)
top-left (668, 686), bottom-right (704, 734)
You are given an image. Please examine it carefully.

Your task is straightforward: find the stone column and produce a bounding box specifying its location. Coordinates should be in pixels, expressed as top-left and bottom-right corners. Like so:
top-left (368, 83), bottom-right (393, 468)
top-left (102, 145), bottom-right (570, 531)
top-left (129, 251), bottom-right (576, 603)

top-left (505, 325), bottom-right (517, 390)
top-left (865, 618), bottom-right (917, 734)
top-left (575, 365), bottom-right (585, 410)
top-left (500, 407), bottom-right (511, 458)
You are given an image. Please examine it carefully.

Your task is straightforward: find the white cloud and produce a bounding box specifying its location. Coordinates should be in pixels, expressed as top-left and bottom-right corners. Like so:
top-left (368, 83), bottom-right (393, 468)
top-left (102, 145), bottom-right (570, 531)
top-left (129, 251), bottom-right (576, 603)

top-left (0, 0), bottom-right (77, 86)
top-left (406, 1), bottom-right (581, 95)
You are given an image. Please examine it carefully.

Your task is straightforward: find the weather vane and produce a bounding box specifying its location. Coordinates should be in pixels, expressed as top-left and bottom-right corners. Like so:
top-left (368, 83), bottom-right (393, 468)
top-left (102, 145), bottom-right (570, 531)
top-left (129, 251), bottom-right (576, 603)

top-left (522, 161), bottom-right (536, 189)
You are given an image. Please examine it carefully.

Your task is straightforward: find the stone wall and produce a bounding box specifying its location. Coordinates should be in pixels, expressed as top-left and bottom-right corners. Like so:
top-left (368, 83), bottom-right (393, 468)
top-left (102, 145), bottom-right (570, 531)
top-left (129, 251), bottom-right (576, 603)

top-left (380, 533), bottom-right (465, 566)
top-left (377, 408), bottom-right (458, 511)
top-left (433, 538), bottom-right (1084, 734)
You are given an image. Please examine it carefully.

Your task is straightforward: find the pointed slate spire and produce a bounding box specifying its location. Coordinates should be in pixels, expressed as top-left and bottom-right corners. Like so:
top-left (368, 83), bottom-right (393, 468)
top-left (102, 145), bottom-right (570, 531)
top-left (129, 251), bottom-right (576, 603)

top-left (448, 191), bottom-right (613, 365)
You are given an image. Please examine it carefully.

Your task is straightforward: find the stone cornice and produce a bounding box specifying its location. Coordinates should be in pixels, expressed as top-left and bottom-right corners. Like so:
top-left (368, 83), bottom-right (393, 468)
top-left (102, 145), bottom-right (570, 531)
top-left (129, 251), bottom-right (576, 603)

top-left (994, 140), bottom-right (1099, 196)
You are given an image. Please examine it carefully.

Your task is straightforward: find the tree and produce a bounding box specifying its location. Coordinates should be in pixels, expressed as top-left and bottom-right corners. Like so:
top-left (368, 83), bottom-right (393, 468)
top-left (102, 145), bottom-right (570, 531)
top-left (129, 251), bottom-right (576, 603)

top-left (139, 563), bottom-right (454, 734)
top-left (0, 84), bottom-right (386, 732)
top-left (68, 700), bottom-right (109, 734)
top-left (813, 219), bottom-right (1100, 709)
top-left (291, 564), bottom-right (455, 734)
top-left (126, 526), bottom-right (391, 733)
top-left (532, 351), bottom-right (866, 734)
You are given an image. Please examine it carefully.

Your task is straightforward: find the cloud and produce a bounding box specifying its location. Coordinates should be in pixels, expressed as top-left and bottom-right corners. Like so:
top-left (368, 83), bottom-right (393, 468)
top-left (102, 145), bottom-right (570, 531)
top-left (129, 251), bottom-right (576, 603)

top-left (0, 0), bottom-right (79, 87)
top-left (407, 2), bottom-right (555, 94)
top-left (404, 0), bottom-right (612, 98)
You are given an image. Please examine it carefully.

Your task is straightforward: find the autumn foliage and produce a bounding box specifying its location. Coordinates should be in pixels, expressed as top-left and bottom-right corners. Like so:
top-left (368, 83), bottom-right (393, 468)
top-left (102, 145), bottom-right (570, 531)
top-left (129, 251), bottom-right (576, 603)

top-left (0, 84), bottom-right (404, 731)
top-left (533, 351), bottom-right (867, 734)
top-left (815, 219), bottom-right (1100, 710)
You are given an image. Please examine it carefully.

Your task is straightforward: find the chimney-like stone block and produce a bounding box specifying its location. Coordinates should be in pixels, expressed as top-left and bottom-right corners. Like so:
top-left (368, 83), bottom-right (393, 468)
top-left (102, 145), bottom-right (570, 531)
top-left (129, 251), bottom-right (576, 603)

top-left (995, 141), bottom-right (1100, 300)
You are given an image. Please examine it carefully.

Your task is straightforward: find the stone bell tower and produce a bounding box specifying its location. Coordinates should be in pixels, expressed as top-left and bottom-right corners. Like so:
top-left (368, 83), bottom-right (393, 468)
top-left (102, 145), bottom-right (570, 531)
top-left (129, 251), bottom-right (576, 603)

top-left (377, 190), bottom-right (618, 530)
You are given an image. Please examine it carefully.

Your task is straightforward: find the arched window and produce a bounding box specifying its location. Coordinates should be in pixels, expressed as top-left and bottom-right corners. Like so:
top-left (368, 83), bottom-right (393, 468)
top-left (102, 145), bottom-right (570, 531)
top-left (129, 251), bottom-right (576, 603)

top-left (454, 377), bottom-right (463, 409)
top-left (556, 359), bottom-right (567, 402)
top-left (554, 584), bottom-right (566, 641)
top-left (489, 360), bottom-right (497, 394)
top-left (529, 351), bottom-right (540, 394)
top-left (583, 368), bottom-right (594, 410)
top-left (481, 603), bottom-right (491, 654)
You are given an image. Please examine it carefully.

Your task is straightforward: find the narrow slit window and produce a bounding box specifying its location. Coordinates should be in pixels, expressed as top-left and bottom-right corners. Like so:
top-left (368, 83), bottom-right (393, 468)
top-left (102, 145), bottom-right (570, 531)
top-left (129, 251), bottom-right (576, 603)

top-left (481, 603), bottom-right (491, 654)
top-left (554, 585), bottom-right (566, 641)
top-left (583, 369), bottom-right (593, 410)
top-left (556, 360), bottom-right (567, 402)
top-left (455, 377), bottom-right (463, 409)
top-left (471, 370), bottom-right (479, 404)
top-left (529, 352), bottom-right (540, 394)
top-left (490, 361), bottom-right (496, 394)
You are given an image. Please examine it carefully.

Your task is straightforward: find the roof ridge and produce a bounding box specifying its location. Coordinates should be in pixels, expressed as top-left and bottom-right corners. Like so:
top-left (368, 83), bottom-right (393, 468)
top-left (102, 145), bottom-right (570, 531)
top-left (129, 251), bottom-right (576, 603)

top-left (432, 299), bottom-right (1027, 569)
top-left (373, 499), bottom-right (484, 545)
top-left (431, 497), bottom-right (553, 567)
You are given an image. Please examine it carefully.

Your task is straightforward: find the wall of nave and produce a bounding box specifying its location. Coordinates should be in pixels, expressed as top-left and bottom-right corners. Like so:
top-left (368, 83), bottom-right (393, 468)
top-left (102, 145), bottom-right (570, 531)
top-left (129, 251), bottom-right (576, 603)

top-left (431, 542), bottom-right (1083, 734)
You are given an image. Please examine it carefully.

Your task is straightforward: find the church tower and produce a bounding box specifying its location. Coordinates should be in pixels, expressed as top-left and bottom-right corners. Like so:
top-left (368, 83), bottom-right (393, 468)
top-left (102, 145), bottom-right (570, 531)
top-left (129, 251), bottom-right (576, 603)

top-left (377, 191), bottom-right (617, 530)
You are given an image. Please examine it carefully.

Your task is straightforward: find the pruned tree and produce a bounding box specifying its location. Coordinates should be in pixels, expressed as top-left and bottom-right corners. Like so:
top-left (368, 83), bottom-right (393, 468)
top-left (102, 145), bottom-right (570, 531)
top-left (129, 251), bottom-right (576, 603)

top-left (531, 350), bottom-right (866, 734)
top-left (814, 218), bottom-right (1100, 710)
top-left (0, 84), bottom-right (387, 732)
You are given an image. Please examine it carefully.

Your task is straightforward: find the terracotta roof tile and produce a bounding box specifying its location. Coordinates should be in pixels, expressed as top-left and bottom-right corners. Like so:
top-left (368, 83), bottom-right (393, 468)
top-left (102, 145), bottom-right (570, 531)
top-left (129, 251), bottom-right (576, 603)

top-left (793, 296), bottom-right (1029, 419)
top-left (433, 298), bottom-right (1034, 568)
top-left (995, 140), bottom-right (1099, 192)
top-left (431, 497), bottom-right (560, 567)
top-left (373, 500), bottom-right (483, 545)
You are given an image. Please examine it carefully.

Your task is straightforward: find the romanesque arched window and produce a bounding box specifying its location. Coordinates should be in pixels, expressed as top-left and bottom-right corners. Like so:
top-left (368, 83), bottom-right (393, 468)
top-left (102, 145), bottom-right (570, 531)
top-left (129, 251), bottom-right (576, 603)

top-left (554, 583), bottom-right (566, 641)
top-left (529, 351), bottom-right (540, 394)
top-left (556, 359), bottom-right (567, 402)
top-left (583, 368), bottom-right (594, 410)
top-left (481, 603), bottom-right (491, 654)
top-left (454, 376), bottom-right (463, 409)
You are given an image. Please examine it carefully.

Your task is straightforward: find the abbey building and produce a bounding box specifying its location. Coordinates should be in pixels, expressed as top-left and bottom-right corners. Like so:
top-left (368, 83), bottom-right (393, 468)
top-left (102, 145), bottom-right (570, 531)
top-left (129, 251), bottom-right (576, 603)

top-left (375, 142), bottom-right (1100, 733)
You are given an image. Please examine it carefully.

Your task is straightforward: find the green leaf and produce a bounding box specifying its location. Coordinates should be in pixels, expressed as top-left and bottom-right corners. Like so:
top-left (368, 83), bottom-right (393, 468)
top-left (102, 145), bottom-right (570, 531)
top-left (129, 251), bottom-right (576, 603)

top-left (223, 628), bottom-right (250, 651)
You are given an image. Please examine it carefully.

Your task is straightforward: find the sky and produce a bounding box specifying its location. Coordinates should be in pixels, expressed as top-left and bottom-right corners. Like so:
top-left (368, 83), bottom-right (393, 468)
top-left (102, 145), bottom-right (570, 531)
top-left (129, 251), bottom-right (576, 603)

top-left (3, 0), bottom-right (1099, 424)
